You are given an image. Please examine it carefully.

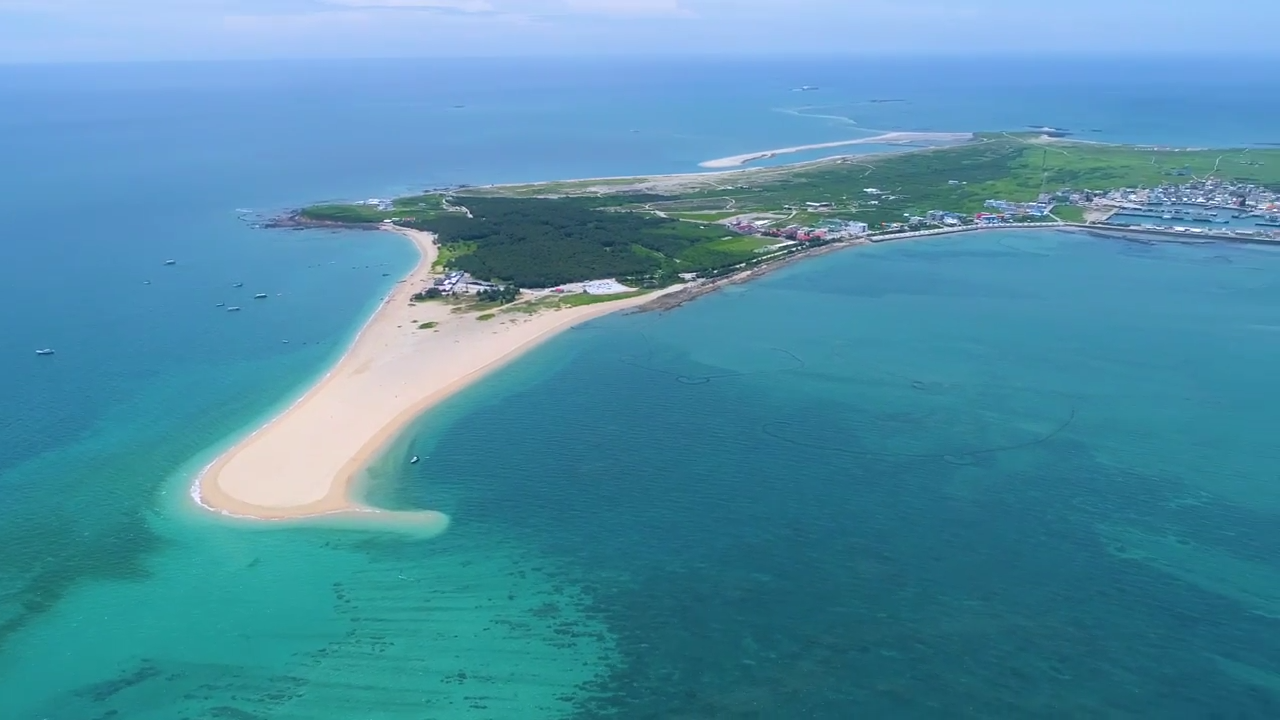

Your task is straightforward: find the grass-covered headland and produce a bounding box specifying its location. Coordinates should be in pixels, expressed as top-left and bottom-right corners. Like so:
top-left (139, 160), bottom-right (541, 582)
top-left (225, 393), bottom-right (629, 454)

top-left (297, 134), bottom-right (1280, 286)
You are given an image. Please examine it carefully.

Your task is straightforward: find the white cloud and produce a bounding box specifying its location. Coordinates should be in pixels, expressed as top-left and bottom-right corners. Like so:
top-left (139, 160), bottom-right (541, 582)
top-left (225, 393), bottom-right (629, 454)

top-left (319, 0), bottom-right (690, 16)
top-left (559, 0), bottom-right (691, 16)
top-left (322, 0), bottom-right (494, 11)
top-left (223, 10), bottom-right (367, 32)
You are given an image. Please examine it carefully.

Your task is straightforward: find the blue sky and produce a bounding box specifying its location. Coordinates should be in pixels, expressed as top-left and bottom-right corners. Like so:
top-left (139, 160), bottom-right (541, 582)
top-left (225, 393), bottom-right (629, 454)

top-left (2, 0), bottom-right (1278, 62)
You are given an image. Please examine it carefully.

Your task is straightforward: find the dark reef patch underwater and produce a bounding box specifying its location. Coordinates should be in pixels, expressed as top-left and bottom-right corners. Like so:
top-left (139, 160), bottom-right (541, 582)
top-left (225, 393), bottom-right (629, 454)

top-left (378, 229), bottom-right (1280, 718)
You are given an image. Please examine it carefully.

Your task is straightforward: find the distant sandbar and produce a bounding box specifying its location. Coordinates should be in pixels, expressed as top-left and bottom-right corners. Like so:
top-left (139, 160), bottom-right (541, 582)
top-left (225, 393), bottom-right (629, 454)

top-left (698, 132), bottom-right (973, 168)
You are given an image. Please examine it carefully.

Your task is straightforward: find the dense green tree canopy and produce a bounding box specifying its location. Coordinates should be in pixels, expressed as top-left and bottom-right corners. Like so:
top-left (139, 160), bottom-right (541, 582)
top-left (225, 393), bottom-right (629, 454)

top-left (403, 196), bottom-right (737, 287)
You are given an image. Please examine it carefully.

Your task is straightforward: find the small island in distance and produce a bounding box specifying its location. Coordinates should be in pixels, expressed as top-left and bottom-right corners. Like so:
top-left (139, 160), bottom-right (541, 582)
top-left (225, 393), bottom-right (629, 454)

top-left (1028, 125), bottom-right (1073, 138)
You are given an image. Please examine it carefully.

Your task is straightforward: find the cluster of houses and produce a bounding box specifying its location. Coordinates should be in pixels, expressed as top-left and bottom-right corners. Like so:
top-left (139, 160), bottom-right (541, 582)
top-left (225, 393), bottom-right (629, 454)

top-left (729, 218), bottom-right (870, 244)
top-left (926, 210), bottom-right (965, 226)
top-left (1040, 177), bottom-right (1280, 239)
top-left (430, 270), bottom-right (497, 295)
top-left (354, 198), bottom-right (395, 212)
top-left (1077, 178), bottom-right (1279, 213)
top-left (763, 224), bottom-right (830, 242)
top-left (888, 203), bottom-right (1049, 232)
top-left (983, 199), bottom-right (1052, 216)
top-left (717, 179), bottom-right (1273, 245)
top-left (727, 198), bottom-right (1056, 241)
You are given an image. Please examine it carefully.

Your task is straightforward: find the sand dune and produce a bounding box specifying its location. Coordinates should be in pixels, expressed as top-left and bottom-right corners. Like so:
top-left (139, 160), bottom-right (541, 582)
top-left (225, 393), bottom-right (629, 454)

top-left (194, 228), bottom-right (666, 526)
top-left (699, 132), bottom-right (973, 168)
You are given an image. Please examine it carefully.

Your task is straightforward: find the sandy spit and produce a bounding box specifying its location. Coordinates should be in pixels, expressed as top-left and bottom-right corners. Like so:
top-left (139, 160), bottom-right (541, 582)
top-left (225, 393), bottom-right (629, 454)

top-left (193, 227), bottom-right (673, 526)
top-left (698, 132), bottom-right (974, 168)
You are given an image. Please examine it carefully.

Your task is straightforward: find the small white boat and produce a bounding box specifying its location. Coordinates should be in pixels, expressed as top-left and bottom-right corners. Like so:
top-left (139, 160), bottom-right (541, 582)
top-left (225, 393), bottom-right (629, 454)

top-left (254, 293), bottom-right (268, 299)
top-left (409, 456), bottom-right (420, 464)
top-left (35, 348), bottom-right (55, 356)
top-left (216, 302), bottom-right (225, 307)
top-left (233, 282), bottom-right (244, 288)
top-left (164, 259), bottom-right (176, 266)
top-left (227, 306), bottom-right (241, 312)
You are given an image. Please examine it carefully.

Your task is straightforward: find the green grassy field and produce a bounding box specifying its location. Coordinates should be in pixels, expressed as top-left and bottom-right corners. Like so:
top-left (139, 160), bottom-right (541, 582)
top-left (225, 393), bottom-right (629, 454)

top-left (666, 210), bottom-right (742, 222)
top-left (298, 135), bottom-right (1280, 283)
top-left (558, 289), bottom-right (651, 307)
top-left (1052, 204), bottom-right (1087, 223)
top-left (300, 204), bottom-right (392, 224)
top-left (500, 296), bottom-right (562, 314)
top-left (701, 236), bottom-right (777, 254)
top-left (631, 138), bottom-right (1280, 229)
top-left (433, 241), bottom-right (476, 271)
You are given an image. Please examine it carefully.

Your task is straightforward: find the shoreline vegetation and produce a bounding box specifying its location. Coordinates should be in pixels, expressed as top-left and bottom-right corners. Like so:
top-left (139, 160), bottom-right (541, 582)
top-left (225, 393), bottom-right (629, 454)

top-left (201, 132), bottom-right (1280, 525)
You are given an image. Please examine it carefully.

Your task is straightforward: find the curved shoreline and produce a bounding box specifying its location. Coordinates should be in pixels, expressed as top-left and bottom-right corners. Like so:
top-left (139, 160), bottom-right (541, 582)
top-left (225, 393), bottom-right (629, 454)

top-left (698, 131), bottom-right (973, 168)
top-left (188, 220), bottom-right (1196, 526)
top-left (193, 226), bottom-right (673, 524)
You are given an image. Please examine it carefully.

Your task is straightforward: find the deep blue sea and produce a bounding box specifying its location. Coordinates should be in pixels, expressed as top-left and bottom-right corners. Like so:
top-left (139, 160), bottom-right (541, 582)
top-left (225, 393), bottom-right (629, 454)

top-left (3, 57), bottom-right (1280, 718)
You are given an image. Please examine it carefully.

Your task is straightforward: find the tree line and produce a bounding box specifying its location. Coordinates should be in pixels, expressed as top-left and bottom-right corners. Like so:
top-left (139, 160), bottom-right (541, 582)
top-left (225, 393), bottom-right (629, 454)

top-left (402, 195), bottom-right (730, 287)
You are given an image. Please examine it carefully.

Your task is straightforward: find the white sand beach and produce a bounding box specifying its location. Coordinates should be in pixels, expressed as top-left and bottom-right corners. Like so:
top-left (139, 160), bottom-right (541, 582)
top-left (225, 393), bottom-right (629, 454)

top-left (195, 227), bottom-right (668, 523)
top-left (698, 132), bottom-right (973, 168)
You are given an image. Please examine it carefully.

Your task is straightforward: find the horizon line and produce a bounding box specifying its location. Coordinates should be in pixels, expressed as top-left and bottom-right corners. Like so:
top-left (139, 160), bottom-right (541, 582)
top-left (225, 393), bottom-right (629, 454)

top-left (4, 50), bottom-right (1280, 67)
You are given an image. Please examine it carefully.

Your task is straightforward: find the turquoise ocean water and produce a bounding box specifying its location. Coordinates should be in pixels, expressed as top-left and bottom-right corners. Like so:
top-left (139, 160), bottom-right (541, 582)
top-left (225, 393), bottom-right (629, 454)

top-left (4, 58), bottom-right (1280, 717)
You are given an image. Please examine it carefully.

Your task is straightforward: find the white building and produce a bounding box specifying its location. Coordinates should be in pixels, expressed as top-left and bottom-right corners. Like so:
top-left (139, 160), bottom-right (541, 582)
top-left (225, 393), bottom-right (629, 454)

top-left (583, 279), bottom-right (631, 295)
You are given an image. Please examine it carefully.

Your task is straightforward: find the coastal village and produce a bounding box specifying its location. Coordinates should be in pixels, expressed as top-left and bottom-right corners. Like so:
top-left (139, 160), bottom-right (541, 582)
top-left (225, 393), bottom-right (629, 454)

top-left (718, 178), bottom-right (1280, 250)
top-left (1083, 178), bottom-right (1280, 238)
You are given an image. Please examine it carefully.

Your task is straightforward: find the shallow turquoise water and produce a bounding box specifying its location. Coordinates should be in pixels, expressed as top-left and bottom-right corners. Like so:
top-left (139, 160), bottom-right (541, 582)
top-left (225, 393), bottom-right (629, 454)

top-left (10, 224), bottom-right (1280, 716)
top-left (5, 58), bottom-right (1280, 718)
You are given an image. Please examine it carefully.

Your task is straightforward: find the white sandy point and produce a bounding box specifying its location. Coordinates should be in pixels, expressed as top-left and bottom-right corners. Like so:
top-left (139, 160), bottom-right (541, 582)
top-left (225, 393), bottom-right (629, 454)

top-left (193, 226), bottom-right (674, 526)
